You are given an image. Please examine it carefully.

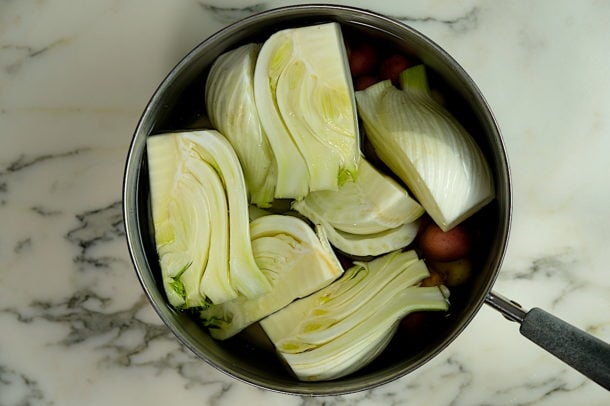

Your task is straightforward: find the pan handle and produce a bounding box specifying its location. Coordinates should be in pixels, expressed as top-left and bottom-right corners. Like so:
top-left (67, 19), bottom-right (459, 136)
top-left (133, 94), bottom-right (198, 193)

top-left (485, 291), bottom-right (610, 390)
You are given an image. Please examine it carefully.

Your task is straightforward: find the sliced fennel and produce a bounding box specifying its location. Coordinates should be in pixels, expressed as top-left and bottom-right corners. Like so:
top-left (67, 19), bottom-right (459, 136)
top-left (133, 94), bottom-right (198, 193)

top-left (293, 199), bottom-right (420, 257)
top-left (291, 158), bottom-right (422, 256)
top-left (254, 22), bottom-right (359, 198)
top-left (293, 157), bottom-right (423, 234)
top-left (248, 204), bottom-right (273, 221)
top-left (205, 43), bottom-right (276, 208)
top-left (147, 130), bottom-right (272, 307)
top-left (200, 215), bottom-right (344, 340)
top-left (260, 250), bottom-right (449, 381)
top-left (355, 65), bottom-right (494, 231)
top-left (261, 250), bottom-right (417, 343)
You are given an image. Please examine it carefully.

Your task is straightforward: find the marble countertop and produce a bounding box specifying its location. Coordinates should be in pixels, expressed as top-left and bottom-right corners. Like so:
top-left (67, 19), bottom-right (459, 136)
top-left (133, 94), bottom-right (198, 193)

top-left (1, 0), bottom-right (609, 405)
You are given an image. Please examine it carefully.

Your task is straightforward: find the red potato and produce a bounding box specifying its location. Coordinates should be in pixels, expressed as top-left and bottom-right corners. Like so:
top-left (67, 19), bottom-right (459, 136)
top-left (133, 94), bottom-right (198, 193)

top-left (420, 269), bottom-right (446, 287)
top-left (354, 75), bottom-right (378, 90)
top-left (418, 222), bottom-right (472, 262)
top-left (400, 311), bottom-right (427, 332)
top-left (379, 54), bottom-right (412, 85)
top-left (429, 258), bottom-right (472, 287)
top-left (348, 43), bottom-right (378, 77)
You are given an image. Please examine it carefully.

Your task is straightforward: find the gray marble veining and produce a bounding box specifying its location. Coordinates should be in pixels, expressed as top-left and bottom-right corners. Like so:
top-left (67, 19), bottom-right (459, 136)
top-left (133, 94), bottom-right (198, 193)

top-left (0, 0), bottom-right (609, 405)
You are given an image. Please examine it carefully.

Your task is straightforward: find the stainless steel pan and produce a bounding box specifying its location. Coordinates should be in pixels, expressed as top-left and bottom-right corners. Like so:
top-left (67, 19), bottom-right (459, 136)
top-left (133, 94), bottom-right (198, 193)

top-left (122, 4), bottom-right (610, 395)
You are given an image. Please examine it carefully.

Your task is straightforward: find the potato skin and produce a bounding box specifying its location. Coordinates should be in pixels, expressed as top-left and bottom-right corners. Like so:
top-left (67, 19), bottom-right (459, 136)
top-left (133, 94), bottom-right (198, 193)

top-left (418, 222), bottom-right (471, 262)
top-left (429, 258), bottom-right (472, 287)
top-left (379, 54), bottom-right (412, 85)
top-left (348, 43), bottom-right (378, 77)
top-left (354, 75), bottom-right (378, 90)
top-left (400, 311), bottom-right (427, 332)
top-left (420, 270), bottom-right (446, 287)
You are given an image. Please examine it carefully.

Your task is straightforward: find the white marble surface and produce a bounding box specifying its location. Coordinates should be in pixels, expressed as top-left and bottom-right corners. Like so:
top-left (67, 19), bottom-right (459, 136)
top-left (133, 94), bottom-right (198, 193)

top-left (0, 0), bottom-right (609, 404)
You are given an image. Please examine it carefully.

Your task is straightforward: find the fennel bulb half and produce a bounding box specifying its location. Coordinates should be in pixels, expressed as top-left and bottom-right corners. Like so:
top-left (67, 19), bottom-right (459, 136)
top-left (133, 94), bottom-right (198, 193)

top-left (260, 250), bottom-right (449, 381)
top-left (205, 43), bottom-right (277, 208)
top-left (254, 22), bottom-right (360, 198)
top-left (147, 130), bottom-right (272, 308)
top-left (355, 65), bottom-right (494, 231)
top-left (200, 214), bottom-right (344, 340)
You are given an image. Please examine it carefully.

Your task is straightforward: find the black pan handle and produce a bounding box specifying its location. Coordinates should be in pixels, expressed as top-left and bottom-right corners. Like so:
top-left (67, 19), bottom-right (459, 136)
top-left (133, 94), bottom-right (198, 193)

top-left (485, 291), bottom-right (610, 390)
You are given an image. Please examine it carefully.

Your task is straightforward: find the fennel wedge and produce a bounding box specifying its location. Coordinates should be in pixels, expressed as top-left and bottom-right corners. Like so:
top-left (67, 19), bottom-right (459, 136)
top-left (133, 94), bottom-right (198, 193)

top-left (355, 65), bottom-right (494, 231)
top-left (254, 22), bottom-right (360, 198)
top-left (293, 158), bottom-right (423, 234)
top-left (205, 43), bottom-right (276, 208)
top-left (292, 158), bottom-right (423, 256)
top-left (259, 250), bottom-right (449, 381)
top-left (147, 130), bottom-right (272, 307)
top-left (200, 215), bottom-right (344, 340)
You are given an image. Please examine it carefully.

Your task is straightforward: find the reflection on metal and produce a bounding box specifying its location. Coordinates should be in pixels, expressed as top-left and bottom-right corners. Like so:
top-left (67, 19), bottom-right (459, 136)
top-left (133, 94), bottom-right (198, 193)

top-left (485, 291), bottom-right (527, 323)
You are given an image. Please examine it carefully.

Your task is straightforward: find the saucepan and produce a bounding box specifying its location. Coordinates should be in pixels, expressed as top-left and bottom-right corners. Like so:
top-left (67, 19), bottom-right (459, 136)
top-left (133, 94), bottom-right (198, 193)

top-left (122, 4), bottom-right (610, 395)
